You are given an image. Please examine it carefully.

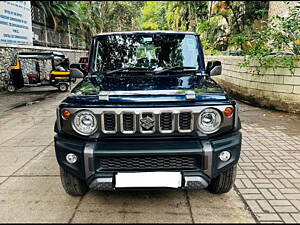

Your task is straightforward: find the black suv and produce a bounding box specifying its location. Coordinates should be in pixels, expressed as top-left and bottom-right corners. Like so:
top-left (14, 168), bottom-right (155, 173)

top-left (54, 31), bottom-right (241, 196)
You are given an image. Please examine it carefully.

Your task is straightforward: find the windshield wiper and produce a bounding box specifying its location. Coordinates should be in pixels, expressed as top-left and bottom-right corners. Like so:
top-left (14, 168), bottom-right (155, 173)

top-left (105, 67), bottom-right (152, 75)
top-left (154, 66), bottom-right (197, 74)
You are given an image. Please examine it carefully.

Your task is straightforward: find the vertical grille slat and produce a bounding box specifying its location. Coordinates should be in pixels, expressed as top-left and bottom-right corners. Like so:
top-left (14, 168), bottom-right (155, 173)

top-left (102, 113), bottom-right (116, 133)
top-left (160, 112), bottom-right (173, 132)
top-left (179, 112), bottom-right (192, 132)
top-left (123, 114), bottom-right (134, 131)
top-left (121, 113), bottom-right (136, 133)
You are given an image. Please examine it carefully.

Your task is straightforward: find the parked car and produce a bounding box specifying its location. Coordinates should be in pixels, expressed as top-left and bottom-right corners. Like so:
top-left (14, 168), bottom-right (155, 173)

top-left (79, 56), bottom-right (89, 72)
top-left (54, 31), bottom-right (242, 196)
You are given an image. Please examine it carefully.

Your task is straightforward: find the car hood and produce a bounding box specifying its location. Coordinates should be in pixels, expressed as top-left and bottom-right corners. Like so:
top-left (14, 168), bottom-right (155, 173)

top-left (67, 76), bottom-right (227, 104)
top-left (95, 89), bottom-right (227, 102)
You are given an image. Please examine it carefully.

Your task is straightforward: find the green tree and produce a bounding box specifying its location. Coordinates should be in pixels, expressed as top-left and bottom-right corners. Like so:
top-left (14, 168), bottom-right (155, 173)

top-left (139, 1), bottom-right (168, 30)
top-left (241, 2), bottom-right (300, 74)
top-left (32, 1), bottom-right (81, 32)
top-left (196, 1), bottom-right (269, 52)
top-left (139, 1), bottom-right (209, 31)
top-left (165, 1), bottom-right (208, 31)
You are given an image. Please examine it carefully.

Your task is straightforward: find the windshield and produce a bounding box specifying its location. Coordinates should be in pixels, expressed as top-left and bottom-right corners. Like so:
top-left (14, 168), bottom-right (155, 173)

top-left (93, 33), bottom-right (200, 73)
top-left (79, 57), bottom-right (88, 63)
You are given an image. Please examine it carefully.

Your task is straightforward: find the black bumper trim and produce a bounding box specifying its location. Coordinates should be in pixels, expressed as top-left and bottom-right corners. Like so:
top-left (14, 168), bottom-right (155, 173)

top-left (54, 131), bottom-right (242, 183)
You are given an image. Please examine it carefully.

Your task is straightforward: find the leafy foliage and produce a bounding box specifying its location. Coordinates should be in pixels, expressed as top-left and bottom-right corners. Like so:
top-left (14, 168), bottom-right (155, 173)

top-left (138, 1), bottom-right (208, 31)
top-left (139, 1), bottom-right (167, 30)
top-left (33, 1), bottom-right (144, 46)
top-left (32, 1), bottom-right (81, 32)
top-left (32, 0), bottom-right (299, 77)
top-left (240, 2), bottom-right (300, 75)
top-left (202, 1), bottom-right (269, 51)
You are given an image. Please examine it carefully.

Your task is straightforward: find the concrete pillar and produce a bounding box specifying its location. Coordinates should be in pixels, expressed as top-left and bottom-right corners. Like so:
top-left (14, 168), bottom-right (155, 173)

top-left (44, 13), bottom-right (48, 47)
top-left (68, 22), bottom-right (71, 49)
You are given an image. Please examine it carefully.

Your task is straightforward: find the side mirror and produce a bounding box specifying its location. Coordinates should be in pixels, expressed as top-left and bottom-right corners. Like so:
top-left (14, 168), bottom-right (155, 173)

top-left (206, 61), bottom-right (222, 76)
top-left (70, 64), bottom-right (84, 78)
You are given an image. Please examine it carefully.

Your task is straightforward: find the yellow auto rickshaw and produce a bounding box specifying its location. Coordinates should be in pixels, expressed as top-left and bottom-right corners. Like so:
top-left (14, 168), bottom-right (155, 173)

top-left (5, 51), bottom-right (75, 92)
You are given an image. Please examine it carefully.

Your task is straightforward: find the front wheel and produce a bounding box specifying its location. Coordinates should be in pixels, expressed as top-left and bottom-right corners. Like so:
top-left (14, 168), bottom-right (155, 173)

top-left (60, 167), bottom-right (89, 196)
top-left (7, 84), bottom-right (16, 93)
top-left (58, 83), bottom-right (68, 92)
top-left (207, 165), bottom-right (237, 194)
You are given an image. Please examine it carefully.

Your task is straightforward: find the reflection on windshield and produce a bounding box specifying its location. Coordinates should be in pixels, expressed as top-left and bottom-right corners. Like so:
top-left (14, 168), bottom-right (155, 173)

top-left (97, 75), bottom-right (197, 91)
top-left (72, 80), bottom-right (100, 95)
top-left (93, 34), bottom-right (199, 73)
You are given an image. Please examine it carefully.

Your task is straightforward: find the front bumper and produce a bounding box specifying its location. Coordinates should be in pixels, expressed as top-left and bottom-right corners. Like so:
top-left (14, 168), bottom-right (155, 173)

top-left (54, 131), bottom-right (241, 190)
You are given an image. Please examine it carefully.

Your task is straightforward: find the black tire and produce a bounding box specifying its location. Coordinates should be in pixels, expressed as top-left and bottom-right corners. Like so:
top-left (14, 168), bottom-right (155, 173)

top-left (58, 83), bottom-right (68, 92)
top-left (7, 84), bottom-right (16, 93)
top-left (207, 165), bottom-right (237, 194)
top-left (60, 167), bottom-right (89, 196)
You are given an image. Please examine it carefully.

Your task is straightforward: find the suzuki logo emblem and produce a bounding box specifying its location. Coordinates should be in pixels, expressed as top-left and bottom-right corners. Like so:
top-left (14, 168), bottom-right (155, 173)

top-left (140, 115), bottom-right (155, 130)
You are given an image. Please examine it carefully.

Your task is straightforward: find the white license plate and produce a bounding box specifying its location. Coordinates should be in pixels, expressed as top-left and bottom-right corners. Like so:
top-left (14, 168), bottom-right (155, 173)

top-left (115, 172), bottom-right (182, 188)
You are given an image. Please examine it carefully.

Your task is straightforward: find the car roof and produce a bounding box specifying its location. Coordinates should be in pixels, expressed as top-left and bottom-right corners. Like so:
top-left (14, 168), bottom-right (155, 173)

top-left (94, 30), bottom-right (197, 38)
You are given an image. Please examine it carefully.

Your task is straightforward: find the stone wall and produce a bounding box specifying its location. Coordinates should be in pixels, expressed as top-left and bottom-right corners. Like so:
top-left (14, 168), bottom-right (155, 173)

top-left (206, 56), bottom-right (300, 113)
top-left (0, 43), bottom-right (88, 91)
top-left (268, 1), bottom-right (298, 18)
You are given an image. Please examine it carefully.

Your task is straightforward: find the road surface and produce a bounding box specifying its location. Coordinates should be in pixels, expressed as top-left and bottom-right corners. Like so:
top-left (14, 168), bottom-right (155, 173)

top-left (0, 87), bottom-right (299, 223)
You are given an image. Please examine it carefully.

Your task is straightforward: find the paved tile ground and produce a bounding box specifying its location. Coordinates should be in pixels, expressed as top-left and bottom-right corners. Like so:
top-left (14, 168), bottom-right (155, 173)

top-left (0, 90), bottom-right (254, 223)
top-left (0, 87), bottom-right (300, 223)
top-left (236, 102), bottom-right (300, 223)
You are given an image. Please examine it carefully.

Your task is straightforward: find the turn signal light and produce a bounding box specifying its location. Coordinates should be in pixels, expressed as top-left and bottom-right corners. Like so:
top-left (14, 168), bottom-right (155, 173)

top-left (62, 109), bottom-right (71, 120)
top-left (224, 107), bottom-right (234, 118)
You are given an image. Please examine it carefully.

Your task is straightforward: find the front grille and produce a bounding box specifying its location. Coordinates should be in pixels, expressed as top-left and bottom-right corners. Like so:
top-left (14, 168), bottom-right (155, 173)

top-left (101, 111), bottom-right (194, 134)
top-left (98, 156), bottom-right (199, 171)
top-left (122, 113), bottom-right (135, 132)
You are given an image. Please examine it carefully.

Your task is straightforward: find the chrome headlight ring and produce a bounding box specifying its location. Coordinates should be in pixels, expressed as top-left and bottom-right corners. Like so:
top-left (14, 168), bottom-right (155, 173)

top-left (72, 110), bottom-right (98, 136)
top-left (197, 108), bottom-right (222, 134)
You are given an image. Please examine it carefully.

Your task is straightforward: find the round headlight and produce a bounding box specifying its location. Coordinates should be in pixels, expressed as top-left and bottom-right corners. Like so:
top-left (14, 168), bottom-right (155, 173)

top-left (198, 108), bottom-right (222, 134)
top-left (72, 110), bottom-right (97, 135)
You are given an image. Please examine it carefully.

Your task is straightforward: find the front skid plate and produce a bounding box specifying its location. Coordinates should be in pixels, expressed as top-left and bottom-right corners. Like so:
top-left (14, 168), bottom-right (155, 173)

top-left (88, 173), bottom-right (209, 190)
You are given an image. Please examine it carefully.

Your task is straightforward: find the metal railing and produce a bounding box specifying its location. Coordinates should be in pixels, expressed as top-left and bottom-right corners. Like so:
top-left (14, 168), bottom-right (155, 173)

top-left (32, 23), bottom-right (87, 50)
top-left (31, 6), bottom-right (87, 50)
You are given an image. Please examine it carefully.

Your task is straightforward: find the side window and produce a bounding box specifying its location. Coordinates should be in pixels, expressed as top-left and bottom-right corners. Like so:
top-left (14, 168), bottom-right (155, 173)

top-left (95, 42), bottom-right (102, 71)
top-left (181, 36), bottom-right (198, 68)
top-left (80, 58), bottom-right (88, 63)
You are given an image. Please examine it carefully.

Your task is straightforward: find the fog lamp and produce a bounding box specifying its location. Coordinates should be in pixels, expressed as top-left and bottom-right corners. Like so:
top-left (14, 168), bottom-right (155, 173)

top-left (66, 153), bottom-right (77, 164)
top-left (219, 151), bottom-right (231, 162)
